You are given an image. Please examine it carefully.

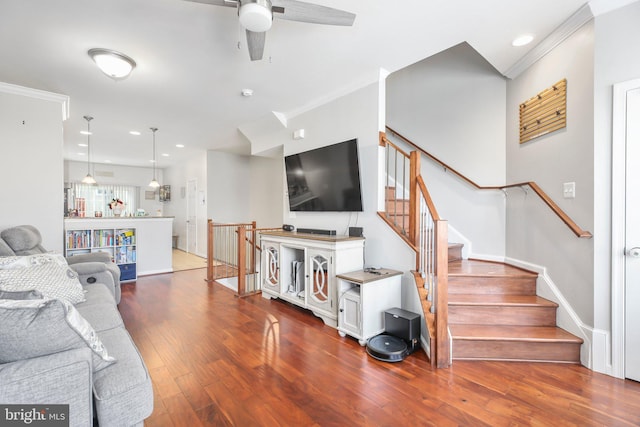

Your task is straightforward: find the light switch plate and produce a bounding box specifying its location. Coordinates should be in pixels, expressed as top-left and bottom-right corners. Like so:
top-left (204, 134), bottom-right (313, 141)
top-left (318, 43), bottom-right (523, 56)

top-left (563, 182), bottom-right (576, 199)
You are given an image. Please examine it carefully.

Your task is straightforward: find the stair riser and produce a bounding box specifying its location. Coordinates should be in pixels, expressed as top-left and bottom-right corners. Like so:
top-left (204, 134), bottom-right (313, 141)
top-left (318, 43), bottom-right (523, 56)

top-left (452, 340), bottom-right (581, 363)
top-left (449, 306), bottom-right (557, 327)
top-left (448, 277), bottom-right (536, 295)
top-left (385, 200), bottom-right (410, 215)
top-left (448, 245), bottom-right (462, 262)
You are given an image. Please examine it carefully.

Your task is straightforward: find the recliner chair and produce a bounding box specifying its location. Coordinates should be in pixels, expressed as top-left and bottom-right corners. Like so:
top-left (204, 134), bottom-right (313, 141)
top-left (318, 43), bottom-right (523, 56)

top-left (0, 225), bottom-right (121, 303)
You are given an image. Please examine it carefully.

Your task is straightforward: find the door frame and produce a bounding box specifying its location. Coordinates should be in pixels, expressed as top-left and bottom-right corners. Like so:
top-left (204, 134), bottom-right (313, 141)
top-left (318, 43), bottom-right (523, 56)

top-left (611, 77), bottom-right (640, 379)
top-left (186, 178), bottom-right (198, 255)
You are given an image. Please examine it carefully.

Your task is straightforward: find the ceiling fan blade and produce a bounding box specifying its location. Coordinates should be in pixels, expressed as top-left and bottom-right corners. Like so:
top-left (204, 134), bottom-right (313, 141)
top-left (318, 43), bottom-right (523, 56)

top-left (272, 0), bottom-right (355, 26)
top-left (182, 0), bottom-right (237, 8)
top-left (246, 30), bottom-right (266, 61)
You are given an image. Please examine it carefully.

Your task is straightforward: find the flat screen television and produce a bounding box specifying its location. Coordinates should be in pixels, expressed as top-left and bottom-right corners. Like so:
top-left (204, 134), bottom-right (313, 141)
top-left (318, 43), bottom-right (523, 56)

top-left (285, 139), bottom-right (363, 212)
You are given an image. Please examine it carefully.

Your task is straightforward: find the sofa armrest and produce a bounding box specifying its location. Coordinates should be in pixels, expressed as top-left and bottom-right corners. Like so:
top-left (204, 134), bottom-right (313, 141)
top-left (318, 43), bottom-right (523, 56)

top-left (66, 252), bottom-right (111, 265)
top-left (69, 261), bottom-right (107, 275)
top-left (0, 348), bottom-right (94, 426)
top-left (70, 263), bottom-right (120, 301)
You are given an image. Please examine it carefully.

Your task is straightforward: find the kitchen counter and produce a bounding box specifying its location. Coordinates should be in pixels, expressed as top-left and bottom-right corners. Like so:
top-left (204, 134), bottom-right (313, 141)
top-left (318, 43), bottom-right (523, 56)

top-left (64, 217), bottom-right (174, 276)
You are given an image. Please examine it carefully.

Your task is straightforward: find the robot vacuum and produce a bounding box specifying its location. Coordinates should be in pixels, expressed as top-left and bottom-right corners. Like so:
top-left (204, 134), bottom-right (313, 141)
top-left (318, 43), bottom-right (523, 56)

top-left (365, 334), bottom-right (409, 362)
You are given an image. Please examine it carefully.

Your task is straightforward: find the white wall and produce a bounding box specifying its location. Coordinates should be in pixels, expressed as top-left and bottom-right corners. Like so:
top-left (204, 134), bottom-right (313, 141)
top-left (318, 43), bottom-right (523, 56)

top-left (276, 82), bottom-right (416, 272)
top-left (249, 153), bottom-right (284, 228)
top-left (65, 160), bottom-right (165, 215)
top-left (207, 151), bottom-right (251, 223)
top-left (385, 43), bottom-right (508, 257)
top-left (592, 1), bottom-right (640, 373)
top-left (0, 85), bottom-right (67, 252)
top-left (505, 23), bottom-right (595, 325)
top-left (163, 152), bottom-right (208, 256)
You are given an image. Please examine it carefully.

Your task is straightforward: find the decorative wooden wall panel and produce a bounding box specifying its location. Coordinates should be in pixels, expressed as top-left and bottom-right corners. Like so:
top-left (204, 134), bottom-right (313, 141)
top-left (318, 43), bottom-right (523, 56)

top-left (519, 79), bottom-right (567, 144)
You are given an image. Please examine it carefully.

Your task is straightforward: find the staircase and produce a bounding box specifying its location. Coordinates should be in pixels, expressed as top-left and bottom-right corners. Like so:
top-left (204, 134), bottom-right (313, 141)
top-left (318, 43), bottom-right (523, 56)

top-left (379, 131), bottom-right (586, 366)
top-left (447, 244), bottom-right (583, 363)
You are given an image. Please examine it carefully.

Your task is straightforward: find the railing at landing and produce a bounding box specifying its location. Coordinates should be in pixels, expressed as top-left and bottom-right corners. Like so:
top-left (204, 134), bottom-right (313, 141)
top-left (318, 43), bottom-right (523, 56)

top-left (206, 219), bottom-right (280, 297)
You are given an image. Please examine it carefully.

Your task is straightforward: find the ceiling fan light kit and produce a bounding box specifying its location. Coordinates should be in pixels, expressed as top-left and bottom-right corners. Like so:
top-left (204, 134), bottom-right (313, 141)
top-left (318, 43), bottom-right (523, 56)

top-left (88, 48), bottom-right (137, 80)
top-left (185, 0), bottom-right (355, 61)
top-left (239, 0), bottom-right (273, 32)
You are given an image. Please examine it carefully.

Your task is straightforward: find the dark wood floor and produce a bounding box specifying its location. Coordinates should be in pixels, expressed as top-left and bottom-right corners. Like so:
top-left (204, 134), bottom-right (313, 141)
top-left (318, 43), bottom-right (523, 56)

top-left (120, 269), bottom-right (640, 426)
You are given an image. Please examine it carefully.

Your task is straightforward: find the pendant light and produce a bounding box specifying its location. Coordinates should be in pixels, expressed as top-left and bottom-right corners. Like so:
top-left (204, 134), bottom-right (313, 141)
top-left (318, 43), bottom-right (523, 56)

top-left (149, 127), bottom-right (160, 188)
top-left (81, 115), bottom-right (97, 185)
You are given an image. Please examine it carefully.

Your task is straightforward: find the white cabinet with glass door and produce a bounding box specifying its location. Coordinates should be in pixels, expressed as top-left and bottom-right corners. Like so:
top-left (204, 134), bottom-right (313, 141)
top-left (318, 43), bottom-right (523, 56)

top-left (259, 231), bottom-right (364, 327)
top-left (261, 243), bottom-right (280, 295)
top-left (307, 249), bottom-right (334, 317)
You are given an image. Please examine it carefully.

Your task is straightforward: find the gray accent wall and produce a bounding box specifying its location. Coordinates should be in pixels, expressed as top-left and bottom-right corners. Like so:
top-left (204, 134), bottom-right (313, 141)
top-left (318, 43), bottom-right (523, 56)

top-left (386, 43), bottom-right (508, 257)
top-left (505, 22), bottom-right (595, 325)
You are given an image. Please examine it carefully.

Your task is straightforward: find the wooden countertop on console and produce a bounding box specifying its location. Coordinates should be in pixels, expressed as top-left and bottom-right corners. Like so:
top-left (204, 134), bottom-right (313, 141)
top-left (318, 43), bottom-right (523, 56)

top-left (337, 269), bottom-right (403, 284)
top-left (259, 230), bottom-right (364, 242)
top-left (65, 216), bottom-right (175, 220)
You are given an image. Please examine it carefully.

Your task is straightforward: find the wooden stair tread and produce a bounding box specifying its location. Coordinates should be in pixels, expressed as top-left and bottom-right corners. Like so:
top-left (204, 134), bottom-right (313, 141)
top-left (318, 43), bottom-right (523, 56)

top-left (450, 325), bottom-right (583, 343)
top-left (448, 259), bottom-right (538, 278)
top-left (448, 294), bottom-right (558, 307)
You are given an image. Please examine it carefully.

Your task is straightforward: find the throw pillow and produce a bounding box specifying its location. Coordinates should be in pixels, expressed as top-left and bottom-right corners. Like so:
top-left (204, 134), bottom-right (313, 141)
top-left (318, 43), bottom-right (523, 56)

top-left (0, 253), bottom-right (85, 304)
top-left (0, 297), bottom-right (116, 371)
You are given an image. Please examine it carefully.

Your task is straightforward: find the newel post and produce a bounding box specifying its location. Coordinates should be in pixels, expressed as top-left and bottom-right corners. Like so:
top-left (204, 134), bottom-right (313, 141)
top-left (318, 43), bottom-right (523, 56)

top-left (206, 219), bottom-right (214, 283)
top-left (237, 224), bottom-right (247, 296)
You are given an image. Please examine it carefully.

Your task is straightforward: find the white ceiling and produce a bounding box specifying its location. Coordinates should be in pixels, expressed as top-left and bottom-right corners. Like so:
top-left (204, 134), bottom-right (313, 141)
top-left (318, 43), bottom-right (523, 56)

top-left (0, 0), bottom-right (625, 169)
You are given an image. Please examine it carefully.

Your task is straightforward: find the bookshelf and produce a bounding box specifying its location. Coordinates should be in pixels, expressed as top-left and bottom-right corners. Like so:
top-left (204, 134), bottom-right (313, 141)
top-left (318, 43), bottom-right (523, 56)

top-left (65, 227), bottom-right (137, 281)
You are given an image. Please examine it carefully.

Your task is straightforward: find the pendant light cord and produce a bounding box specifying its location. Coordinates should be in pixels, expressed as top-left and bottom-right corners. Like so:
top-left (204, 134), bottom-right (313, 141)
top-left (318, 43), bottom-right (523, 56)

top-left (84, 115), bottom-right (94, 177)
top-left (151, 127), bottom-right (158, 180)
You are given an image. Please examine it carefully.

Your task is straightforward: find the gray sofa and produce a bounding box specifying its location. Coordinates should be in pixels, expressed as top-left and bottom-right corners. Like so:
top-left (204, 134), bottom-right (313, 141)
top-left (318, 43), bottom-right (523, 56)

top-left (0, 230), bottom-right (153, 426)
top-left (0, 225), bottom-right (122, 303)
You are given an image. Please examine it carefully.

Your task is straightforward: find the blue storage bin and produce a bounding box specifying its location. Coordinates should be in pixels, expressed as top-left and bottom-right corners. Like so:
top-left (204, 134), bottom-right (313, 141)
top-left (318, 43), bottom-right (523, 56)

top-left (118, 263), bottom-right (137, 281)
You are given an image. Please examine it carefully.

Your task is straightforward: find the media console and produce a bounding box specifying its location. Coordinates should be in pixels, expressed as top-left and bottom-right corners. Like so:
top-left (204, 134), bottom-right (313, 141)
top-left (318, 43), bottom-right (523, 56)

top-left (259, 230), bottom-right (364, 327)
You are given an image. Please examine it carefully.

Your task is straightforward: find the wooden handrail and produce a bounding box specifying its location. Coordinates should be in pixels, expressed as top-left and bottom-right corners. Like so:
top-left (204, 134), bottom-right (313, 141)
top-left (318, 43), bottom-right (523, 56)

top-left (385, 126), bottom-right (592, 239)
top-left (416, 175), bottom-right (440, 221)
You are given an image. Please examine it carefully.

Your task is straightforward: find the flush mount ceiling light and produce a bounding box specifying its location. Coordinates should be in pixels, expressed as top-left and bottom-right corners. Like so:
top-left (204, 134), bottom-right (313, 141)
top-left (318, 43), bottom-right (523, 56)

top-left (88, 48), bottom-right (137, 80)
top-left (81, 115), bottom-right (97, 185)
top-left (512, 34), bottom-right (534, 47)
top-left (239, 0), bottom-right (273, 32)
top-left (149, 127), bottom-right (160, 188)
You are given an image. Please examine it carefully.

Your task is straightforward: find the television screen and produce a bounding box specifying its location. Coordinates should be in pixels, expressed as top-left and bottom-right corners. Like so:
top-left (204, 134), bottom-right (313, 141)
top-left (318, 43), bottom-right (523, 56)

top-left (285, 139), bottom-right (363, 212)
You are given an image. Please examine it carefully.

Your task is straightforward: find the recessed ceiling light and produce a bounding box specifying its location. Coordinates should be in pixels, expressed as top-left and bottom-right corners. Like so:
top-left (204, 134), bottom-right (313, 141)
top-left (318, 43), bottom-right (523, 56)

top-left (176, 144), bottom-right (185, 148)
top-left (512, 34), bottom-right (534, 47)
top-left (129, 131), bottom-right (141, 136)
top-left (241, 88), bottom-right (253, 97)
top-left (161, 153), bottom-right (169, 157)
top-left (150, 159), bottom-right (156, 163)
top-left (80, 131), bottom-right (92, 135)
top-left (78, 143), bottom-right (88, 147)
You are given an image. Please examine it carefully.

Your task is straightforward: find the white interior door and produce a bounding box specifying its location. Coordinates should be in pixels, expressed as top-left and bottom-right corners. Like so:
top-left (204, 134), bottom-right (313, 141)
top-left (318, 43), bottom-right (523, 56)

top-left (625, 87), bottom-right (640, 382)
top-left (186, 179), bottom-right (197, 254)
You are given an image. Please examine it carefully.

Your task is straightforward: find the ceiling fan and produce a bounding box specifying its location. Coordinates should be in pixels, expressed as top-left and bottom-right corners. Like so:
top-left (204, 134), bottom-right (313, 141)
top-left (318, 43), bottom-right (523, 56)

top-left (184, 0), bottom-right (356, 61)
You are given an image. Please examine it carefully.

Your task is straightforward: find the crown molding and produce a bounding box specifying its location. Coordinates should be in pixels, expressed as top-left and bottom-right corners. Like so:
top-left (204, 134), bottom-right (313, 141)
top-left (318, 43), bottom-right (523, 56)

top-left (504, 4), bottom-right (594, 79)
top-left (0, 82), bottom-right (70, 121)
